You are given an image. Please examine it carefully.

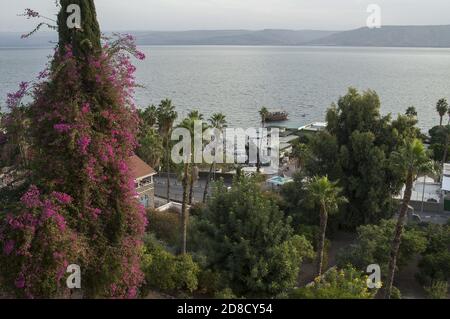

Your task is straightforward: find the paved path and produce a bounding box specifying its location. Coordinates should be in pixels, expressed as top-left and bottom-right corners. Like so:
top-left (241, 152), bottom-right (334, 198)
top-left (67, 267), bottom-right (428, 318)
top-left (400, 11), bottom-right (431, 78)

top-left (154, 176), bottom-right (231, 203)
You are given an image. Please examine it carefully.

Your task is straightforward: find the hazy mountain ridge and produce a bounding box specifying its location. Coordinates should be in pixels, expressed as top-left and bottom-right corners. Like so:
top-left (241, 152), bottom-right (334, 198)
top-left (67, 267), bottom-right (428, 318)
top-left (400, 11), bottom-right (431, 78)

top-left (308, 25), bottom-right (450, 47)
top-left (1, 26), bottom-right (450, 47)
top-left (132, 30), bottom-right (337, 45)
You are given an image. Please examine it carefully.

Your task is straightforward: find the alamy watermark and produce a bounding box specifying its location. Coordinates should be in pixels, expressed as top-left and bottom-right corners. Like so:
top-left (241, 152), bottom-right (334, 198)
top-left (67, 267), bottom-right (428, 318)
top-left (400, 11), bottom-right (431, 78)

top-left (66, 264), bottom-right (81, 289)
top-left (366, 264), bottom-right (382, 289)
top-left (367, 4), bottom-right (382, 29)
top-left (66, 4), bottom-right (81, 29)
top-left (170, 122), bottom-right (280, 170)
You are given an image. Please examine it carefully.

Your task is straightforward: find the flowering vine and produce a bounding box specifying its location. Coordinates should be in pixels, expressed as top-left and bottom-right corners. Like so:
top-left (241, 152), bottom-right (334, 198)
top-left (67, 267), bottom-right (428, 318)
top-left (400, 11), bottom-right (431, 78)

top-left (1, 1), bottom-right (148, 299)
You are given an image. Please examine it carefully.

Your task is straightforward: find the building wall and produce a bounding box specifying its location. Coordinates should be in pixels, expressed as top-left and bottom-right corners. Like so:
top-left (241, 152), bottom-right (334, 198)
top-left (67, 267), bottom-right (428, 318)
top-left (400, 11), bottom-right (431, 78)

top-left (407, 200), bottom-right (442, 214)
top-left (137, 185), bottom-right (155, 209)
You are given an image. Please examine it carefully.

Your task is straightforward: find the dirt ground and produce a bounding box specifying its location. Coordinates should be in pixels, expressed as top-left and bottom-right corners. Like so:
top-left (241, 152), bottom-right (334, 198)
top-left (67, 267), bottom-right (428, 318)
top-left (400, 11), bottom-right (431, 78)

top-left (298, 231), bottom-right (357, 286)
top-left (394, 256), bottom-right (427, 299)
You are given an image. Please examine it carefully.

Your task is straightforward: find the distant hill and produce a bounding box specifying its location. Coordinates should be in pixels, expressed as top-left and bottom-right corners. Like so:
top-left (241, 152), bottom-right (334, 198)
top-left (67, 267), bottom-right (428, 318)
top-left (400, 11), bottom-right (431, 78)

top-left (0, 32), bottom-right (57, 48)
top-left (131, 29), bottom-right (336, 45)
top-left (0, 30), bottom-right (335, 47)
top-left (307, 25), bottom-right (450, 47)
top-left (1, 26), bottom-right (450, 48)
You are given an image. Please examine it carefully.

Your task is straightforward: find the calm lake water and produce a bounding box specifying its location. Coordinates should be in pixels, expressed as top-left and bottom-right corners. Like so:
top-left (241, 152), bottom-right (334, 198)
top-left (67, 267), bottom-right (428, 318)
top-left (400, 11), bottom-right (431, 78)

top-left (1, 46), bottom-right (450, 130)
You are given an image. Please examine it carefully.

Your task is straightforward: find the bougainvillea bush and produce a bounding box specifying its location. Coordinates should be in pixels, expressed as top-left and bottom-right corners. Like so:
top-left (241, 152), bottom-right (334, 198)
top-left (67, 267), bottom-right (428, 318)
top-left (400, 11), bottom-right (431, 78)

top-left (0, 1), bottom-right (147, 298)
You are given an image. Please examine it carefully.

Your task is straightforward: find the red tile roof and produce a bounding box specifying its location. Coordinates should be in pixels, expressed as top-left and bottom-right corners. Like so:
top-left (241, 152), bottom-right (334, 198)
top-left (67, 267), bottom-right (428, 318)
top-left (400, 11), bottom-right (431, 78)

top-left (128, 155), bottom-right (156, 180)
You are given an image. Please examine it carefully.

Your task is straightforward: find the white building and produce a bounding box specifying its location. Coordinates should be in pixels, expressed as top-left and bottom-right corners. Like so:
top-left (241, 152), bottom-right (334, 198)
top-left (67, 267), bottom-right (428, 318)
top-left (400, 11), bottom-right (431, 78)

top-left (129, 155), bottom-right (157, 209)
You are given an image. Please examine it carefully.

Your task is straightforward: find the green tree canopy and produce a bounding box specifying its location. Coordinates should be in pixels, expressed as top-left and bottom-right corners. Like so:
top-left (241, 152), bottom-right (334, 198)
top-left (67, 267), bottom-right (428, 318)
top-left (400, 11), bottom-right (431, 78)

top-left (417, 224), bottom-right (450, 286)
top-left (336, 219), bottom-right (427, 275)
top-left (193, 177), bottom-right (314, 297)
top-left (303, 88), bottom-right (419, 229)
top-left (436, 98), bottom-right (449, 126)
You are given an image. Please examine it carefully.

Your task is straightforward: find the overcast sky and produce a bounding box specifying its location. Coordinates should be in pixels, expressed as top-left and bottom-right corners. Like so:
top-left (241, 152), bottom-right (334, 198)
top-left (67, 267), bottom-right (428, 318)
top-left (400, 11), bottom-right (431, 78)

top-left (1, 0), bottom-right (450, 32)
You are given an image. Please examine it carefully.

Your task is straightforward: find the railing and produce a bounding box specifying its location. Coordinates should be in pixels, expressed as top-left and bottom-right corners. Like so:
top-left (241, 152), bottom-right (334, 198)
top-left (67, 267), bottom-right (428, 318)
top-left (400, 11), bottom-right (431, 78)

top-left (136, 183), bottom-right (154, 194)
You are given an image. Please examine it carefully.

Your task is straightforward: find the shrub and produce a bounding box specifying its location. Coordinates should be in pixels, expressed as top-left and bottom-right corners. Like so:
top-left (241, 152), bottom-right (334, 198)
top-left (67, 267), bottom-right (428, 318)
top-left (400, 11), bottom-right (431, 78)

top-left (197, 268), bottom-right (221, 296)
top-left (141, 235), bottom-right (199, 295)
top-left (289, 266), bottom-right (376, 299)
top-left (189, 203), bottom-right (205, 217)
top-left (147, 209), bottom-right (181, 249)
top-left (390, 286), bottom-right (402, 299)
top-left (417, 224), bottom-right (450, 286)
top-left (424, 281), bottom-right (448, 299)
top-left (214, 288), bottom-right (237, 299)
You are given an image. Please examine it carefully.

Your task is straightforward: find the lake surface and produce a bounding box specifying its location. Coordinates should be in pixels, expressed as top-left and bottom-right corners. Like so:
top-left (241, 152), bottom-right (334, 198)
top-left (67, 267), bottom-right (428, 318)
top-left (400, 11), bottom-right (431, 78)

top-left (1, 46), bottom-right (450, 130)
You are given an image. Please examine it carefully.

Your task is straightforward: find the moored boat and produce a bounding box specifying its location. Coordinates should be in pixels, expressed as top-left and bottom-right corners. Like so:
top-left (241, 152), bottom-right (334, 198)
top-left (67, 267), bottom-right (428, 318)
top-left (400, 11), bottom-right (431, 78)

top-left (266, 110), bottom-right (288, 122)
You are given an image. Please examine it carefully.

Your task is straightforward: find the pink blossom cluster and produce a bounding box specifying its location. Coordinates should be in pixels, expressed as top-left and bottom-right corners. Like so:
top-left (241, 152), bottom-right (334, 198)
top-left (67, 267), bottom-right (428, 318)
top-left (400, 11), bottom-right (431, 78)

top-left (23, 8), bottom-right (39, 19)
top-left (51, 192), bottom-right (73, 205)
top-left (20, 185), bottom-right (42, 208)
top-left (53, 123), bottom-right (72, 133)
top-left (0, 186), bottom-right (81, 298)
top-left (6, 81), bottom-right (29, 109)
top-left (77, 136), bottom-right (91, 155)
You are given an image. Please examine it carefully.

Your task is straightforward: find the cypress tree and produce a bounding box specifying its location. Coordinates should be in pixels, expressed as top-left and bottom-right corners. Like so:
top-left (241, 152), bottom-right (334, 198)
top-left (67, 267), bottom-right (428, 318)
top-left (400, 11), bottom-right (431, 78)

top-left (57, 0), bottom-right (101, 56)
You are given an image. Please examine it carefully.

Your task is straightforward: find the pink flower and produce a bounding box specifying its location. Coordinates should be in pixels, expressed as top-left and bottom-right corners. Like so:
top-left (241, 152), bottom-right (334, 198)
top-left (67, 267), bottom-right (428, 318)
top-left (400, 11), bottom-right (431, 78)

top-left (23, 8), bottom-right (39, 19)
top-left (127, 287), bottom-right (137, 299)
top-left (20, 185), bottom-right (41, 208)
top-left (15, 274), bottom-right (25, 289)
top-left (43, 206), bottom-right (57, 219)
top-left (136, 51), bottom-right (146, 60)
top-left (53, 123), bottom-right (72, 133)
top-left (6, 82), bottom-right (28, 109)
top-left (77, 136), bottom-right (91, 155)
top-left (53, 214), bottom-right (67, 232)
top-left (118, 160), bottom-right (128, 173)
top-left (86, 158), bottom-right (97, 181)
top-left (38, 69), bottom-right (49, 80)
top-left (81, 103), bottom-right (91, 114)
top-left (89, 207), bottom-right (102, 219)
top-left (3, 240), bottom-right (15, 255)
top-left (42, 202), bottom-right (67, 231)
top-left (52, 192), bottom-right (73, 204)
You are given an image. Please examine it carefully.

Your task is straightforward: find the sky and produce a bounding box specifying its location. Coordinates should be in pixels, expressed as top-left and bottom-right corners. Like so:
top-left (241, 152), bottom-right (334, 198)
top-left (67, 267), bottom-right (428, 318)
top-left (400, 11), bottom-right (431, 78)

top-left (1, 0), bottom-right (450, 32)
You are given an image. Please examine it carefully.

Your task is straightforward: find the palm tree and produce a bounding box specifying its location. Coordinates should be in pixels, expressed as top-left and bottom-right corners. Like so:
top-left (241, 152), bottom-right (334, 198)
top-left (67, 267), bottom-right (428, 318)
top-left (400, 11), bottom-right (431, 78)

top-left (177, 111), bottom-right (205, 254)
top-left (137, 104), bottom-right (163, 169)
top-left (180, 158), bottom-right (190, 255)
top-left (177, 117), bottom-right (192, 255)
top-left (136, 128), bottom-right (164, 169)
top-left (384, 138), bottom-right (433, 298)
top-left (157, 99), bottom-right (178, 203)
top-left (441, 106), bottom-right (450, 164)
top-left (306, 176), bottom-right (347, 277)
top-left (186, 111), bottom-right (204, 205)
top-left (436, 98), bottom-right (448, 126)
top-left (257, 107), bottom-right (269, 173)
top-left (138, 104), bottom-right (158, 128)
top-left (203, 113), bottom-right (227, 203)
top-left (259, 107), bottom-right (269, 128)
top-left (405, 106), bottom-right (417, 118)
